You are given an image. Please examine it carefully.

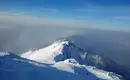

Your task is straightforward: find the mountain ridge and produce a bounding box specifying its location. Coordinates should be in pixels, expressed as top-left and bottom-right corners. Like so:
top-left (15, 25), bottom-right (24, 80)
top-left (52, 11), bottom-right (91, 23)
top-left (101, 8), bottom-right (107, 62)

top-left (21, 39), bottom-right (125, 80)
top-left (0, 52), bottom-right (123, 80)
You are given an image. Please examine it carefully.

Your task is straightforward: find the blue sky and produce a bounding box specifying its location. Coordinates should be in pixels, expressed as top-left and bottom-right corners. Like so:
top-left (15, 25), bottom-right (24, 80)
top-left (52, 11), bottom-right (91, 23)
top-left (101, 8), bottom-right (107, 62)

top-left (0, 0), bottom-right (130, 31)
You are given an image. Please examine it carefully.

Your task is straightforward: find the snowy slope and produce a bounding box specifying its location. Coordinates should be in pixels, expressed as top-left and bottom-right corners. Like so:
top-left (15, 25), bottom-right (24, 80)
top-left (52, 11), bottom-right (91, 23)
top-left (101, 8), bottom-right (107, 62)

top-left (21, 40), bottom-right (125, 72)
top-left (0, 52), bottom-right (98, 80)
top-left (0, 52), bottom-right (123, 80)
top-left (85, 66), bottom-right (123, 80)
top-left (54, 59), bottom-right (123, 80)
top-left (21, 40), bottom-right (124, 80)
top-left (21, 41), bottom-right (65, 64)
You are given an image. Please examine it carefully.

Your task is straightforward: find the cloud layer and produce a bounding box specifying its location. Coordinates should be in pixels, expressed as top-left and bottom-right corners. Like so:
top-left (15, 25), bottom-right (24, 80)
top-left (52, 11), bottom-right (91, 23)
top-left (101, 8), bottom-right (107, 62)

top-left (1, 11), bottom-right (130, 31)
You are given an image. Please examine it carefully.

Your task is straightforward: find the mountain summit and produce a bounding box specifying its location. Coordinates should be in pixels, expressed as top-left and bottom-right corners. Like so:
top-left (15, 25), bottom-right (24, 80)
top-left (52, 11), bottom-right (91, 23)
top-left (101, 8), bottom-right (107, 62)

top-left (21, 39), bottom-right (107, 65)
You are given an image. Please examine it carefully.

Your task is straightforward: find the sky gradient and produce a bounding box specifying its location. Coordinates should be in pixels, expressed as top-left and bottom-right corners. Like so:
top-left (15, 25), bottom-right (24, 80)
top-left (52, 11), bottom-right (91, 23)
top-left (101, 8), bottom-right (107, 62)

top-left (0, 0), bottom-right (130, 31)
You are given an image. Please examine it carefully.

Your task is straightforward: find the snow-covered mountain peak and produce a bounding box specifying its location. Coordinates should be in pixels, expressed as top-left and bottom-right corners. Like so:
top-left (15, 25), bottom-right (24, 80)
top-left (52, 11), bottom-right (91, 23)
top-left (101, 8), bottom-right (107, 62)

top-left (21, 39), bottom-right (114, 66)
top-left (21, 39), bottom-right (108, 67)
top-left (21, 39), bottom-right (79, 64)
top-left (20, 39), bottom-right (128, 80)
